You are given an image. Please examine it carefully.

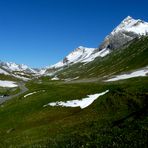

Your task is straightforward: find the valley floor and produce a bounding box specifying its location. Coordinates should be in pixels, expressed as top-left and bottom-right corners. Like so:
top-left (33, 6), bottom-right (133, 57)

top-left (0, 76), bottom-right (148, 147)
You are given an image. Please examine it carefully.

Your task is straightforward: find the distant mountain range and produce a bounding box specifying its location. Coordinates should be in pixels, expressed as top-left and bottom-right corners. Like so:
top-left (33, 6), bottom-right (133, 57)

top-left (0, 61), bottom-right (36, 73)
top-left (0, 61), bottom-right (39, 81)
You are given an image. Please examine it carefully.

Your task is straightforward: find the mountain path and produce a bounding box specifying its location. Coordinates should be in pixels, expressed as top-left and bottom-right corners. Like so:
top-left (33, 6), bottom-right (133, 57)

top-left (0, 82), bottom-right (28, 104)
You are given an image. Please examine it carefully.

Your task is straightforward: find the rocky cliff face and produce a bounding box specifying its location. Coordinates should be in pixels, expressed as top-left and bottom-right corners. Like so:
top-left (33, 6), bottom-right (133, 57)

top-left (99, 31), bottom-right (139, 50)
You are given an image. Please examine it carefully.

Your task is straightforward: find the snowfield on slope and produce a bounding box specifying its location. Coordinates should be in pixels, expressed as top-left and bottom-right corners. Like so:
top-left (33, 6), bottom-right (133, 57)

top-left (0, 68), bottom-right (9, 75)
top-left (24, 90), bottom-right (45, 98)
top-left (43, 90), bottom-right (109, 109)
top-left (12, 74), bottom-right (30, 81)
top-left (82, 48), bottom-right (110, 63)
top-left (106, 68), bottom-right (148, 82)
top-left (64, 76), bottom-right (79, 82)
top-left (50, 46), bottom-right (96, 68)
top-left (0, 80), bottom-right (18, 88)
top-left (51, 76), bottom-right (60, 81)
top-left (49, 47), bottom-right (110, 69)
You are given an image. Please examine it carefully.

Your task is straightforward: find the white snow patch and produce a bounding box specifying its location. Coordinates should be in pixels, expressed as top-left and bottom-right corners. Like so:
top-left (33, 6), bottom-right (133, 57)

top-left (43, 90), bottom-right (109, 109)
top-left (24, 90), bottom-right (45, 98)
top-left (0, 80), bottom-right (18, 88)
top-left (0, 68), bottom-right (9, 75)
top-left (51, 76), bottom-right (60, 81)
top-left (64, 76), bottom-right (79, 82)
top-left (12, 74), bottom-right (30, 81)
top-left (99, 48), bottom-right (110, 57)
top-left (82, 48), bottom-right (110, 63)
top-left (106, 68), bottom-right (148, 82)
top-left (50, 46), bottom-right (96, 68)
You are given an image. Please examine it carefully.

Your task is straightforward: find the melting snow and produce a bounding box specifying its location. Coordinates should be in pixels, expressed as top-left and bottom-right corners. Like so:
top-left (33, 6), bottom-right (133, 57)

top-left (12, 74), bottom-right (30, 81)
top-left (82, 48), bottom-right (110, 63)
top-left (106, 68), bottom-right (148, 82)
top-left (64, 76), bottom-right (79, 82)
top-left (0, 68), bottom-right (9, 75)
top-left (51, 76), bottom-right (60, 80)
top-left (24, 90), bottom-right (45, 98)
top-left (0, 80), bottom-right (18, 88)
top-left (24, 92), bottom-right (37, 98)
top-left (43, 90), bottom-right (109, 109)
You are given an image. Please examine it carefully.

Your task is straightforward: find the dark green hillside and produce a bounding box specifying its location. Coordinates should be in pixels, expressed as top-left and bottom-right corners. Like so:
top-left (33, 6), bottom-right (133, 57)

top-left (0, 76), bottom-right (147, 147)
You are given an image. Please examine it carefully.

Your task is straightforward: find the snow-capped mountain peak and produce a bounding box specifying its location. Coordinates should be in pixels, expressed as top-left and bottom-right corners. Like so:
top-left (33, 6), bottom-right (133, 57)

top-left (48, 45), bottom-right (111, 70)
top-left (121, 16), bottom-right (134, 24)
top-left (0, 61), bottom-right (41, 81)
top-left (112, 16), bottom-right (148, 35)
top-left (50, 46), bottom-right (96, 68)
top-left (99, 16), bottom-right (148, 51)
top-left (123, 16), bottom-right (133, 21)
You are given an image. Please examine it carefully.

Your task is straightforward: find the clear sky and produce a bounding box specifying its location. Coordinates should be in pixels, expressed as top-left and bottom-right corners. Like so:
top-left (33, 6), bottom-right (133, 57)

top-left (0, 0), bottom-right (147, 68)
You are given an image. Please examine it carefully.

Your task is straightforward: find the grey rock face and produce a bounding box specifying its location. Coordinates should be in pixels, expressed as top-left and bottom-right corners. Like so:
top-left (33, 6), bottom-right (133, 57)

top-left (99, 31), bottom-right (139, 51)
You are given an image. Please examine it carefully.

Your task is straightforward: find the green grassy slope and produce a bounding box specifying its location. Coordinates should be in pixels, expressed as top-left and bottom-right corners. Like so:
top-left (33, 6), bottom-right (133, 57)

top-left (56, 37), bottom-right (148, 79)
top-left (0, 37), bottom-right (148, 147)
top-left (0, 77), bottom-right (147, 147)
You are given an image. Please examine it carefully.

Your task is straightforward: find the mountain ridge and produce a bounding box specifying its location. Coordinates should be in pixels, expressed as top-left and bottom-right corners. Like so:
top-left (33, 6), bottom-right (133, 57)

top-left (45, 16), bottom-right (148, 75)
top-left (0, 16), bottom-right (148, 78)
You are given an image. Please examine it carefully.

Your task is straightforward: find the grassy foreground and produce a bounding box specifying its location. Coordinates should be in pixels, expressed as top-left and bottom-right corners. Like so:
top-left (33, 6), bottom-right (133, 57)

top-left (0, 76), bottom-right (148, 147)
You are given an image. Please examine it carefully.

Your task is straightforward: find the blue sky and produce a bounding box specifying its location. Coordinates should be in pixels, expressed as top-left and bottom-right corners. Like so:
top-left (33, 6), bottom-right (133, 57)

top-left (0, 0), bottom-right (147, 68)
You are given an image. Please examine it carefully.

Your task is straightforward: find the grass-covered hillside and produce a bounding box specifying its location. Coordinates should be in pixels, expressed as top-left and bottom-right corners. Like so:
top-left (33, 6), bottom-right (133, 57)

top-left (55, 37), bottom-right (148, 80)
top-left (0, 76), bottom-right (148, 147)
